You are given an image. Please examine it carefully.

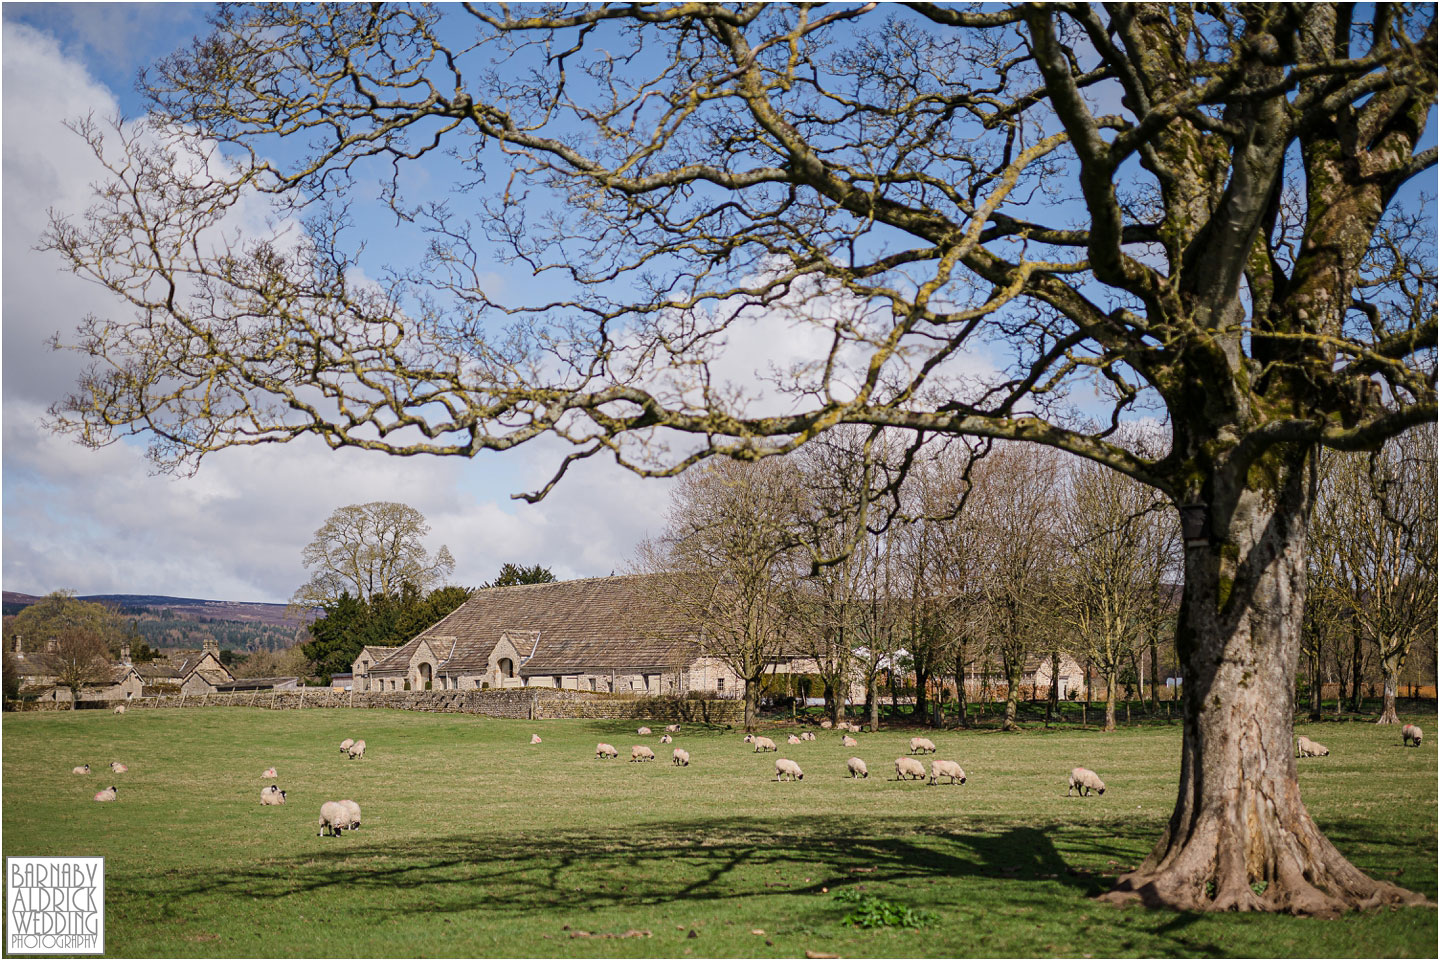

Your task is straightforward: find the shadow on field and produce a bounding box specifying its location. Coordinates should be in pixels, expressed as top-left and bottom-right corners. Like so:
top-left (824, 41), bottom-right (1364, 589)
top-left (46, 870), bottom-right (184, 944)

top-left (127, 815), bottom-right (1160, 914)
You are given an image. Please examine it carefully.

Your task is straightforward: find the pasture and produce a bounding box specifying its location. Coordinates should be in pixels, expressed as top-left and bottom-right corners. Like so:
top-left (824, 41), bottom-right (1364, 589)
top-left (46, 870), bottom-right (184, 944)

top-left (2, 707), bottom-right (1434, 957)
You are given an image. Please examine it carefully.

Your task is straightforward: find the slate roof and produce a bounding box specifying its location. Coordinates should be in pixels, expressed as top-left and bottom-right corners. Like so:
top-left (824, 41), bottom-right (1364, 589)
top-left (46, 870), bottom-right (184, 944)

top-left (134, 662), bottom-right (182, 680)
top-left (368, 636), bottom-right (457, 675)
top-left (214, 676), bottom-right (298, 691)
top-left (358, 645), bottom-right (400, 662)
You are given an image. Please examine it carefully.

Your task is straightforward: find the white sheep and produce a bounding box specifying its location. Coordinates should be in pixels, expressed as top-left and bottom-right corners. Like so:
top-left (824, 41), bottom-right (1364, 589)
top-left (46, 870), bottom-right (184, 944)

top-left (339, 738), bottom-right (354, 754)
top-left (339, 799), bottom-right (361, 830)
top-left (530, 734), bottom-right (543, 744)
top-left (846, 756), bottom-right (869, 779)
top-left (318, 801), bottom-right (352, 836)
top-left (260, 785), bottom-right (287, 805)
top-left (93, 786), bottom-right (118, 802)
top-left (110, 762), bottom-right (128, 774)
top-left (842, 735), bottom-right (859, 748)
top-left (665, 724), bottom-right (680, 733)
top-left (752, 736), bottom-right (778, 753)
top-left (929, 760), bottom-right (966, 785)
top-left (262, 767), bottom-right (277, 778)
top-left (1067, 767), bottom-right (1106, 796)
top-left (774, 758), bottom-right (804, 781)
top-left (72, 764), bottom-right (89, 775)
top-left (661, 734), bottom-right (673, 744)
top-left (595, 742), bottom-right (619, 759)
top-left (787, 734), bottom-right (802, 745)
top-left (672, 748), bottom-right (691, 767)
top-left (909, 737), bottom-right (937, 754)
top-left (820, 720), bottom-right (833, 730)
top-left (895, 757), bottom-right (926, 780)
top-left (112, 705), bottom-right (126, 715)
top-left (1296, 735), bottom-right (1329, 758)
top-left (801, 732), bottom-right (816, 741)
top-left (348, 739), bottom-right (366, 760)
top-left (1402, 724), bottom-right (1423, 747)
top-left (630, 745), bottom-right (656, 762)
top-left (743, 733), bottom-right (755, 743)
top-left (637, 726), bottom-right (652, 735)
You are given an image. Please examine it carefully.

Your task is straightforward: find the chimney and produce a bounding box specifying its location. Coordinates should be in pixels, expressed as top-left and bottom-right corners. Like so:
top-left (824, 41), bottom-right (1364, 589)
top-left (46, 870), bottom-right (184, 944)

top-left (121, 641), bottom-right (132, 665)
top-left (46, 637), bottom-right (57, 653)
top-left (203, 638), bottom-right (219, 657)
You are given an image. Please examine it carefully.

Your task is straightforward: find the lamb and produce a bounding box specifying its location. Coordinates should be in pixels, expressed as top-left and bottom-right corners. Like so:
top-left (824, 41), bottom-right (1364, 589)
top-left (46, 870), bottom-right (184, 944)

top-left (112, 705), bottom-right (126, 715)
top-left (630, 745), bottom-right (656, 762)
top-left (665, 724), bottom-right (680, 733)
top-left (339, 799), bottom-right (361, 830)
top-left (530, 734), bottom-right (543, 744)
top-left (317, 800), bottom-right (352, 836)
top-left (637, 726), bottom-right (652, 735)
top-left (595, 742), bottom-right (619, 759)
top-left (110, 762), bottom-right (128, 774)
top-left (774, 758), bottom-right (804, 781)
top-left (929, 760), bottom-right (966, 785)
top-left (262, 767), bottom-right (277, 778)
top-left (909, 737), bottom-right (937, 754)
top-left (1402, 724), bottom-right (1423, 747)
top-left (842, 735), bottom-right (859, 748)
top-left (348, 739), bottom-right (366, 760)
top-left (72, 764), bottom-right (89, 775)
top-left (661, 734), bottom-right (673, 744)
top-left (672, 748), bottom-right (691, 767)
top-left (1296, 735), bottom-right (1329, 758)
top-left (260, 785), bottom-right (287, 805)
top-left (339, 738), bottom-right (354, 754)
top-left (1067, 767), bottom-right (1106, 796)
top-left (846, 757), bottom-right (869, 779)
top-left (820, 720), bottom-right (833, 729)
top-left (752, 736), bottom-right (778, 753)
top-left (895, 757), bottom-right (926, 780)
top-left (787, 734), bottom-right (802, 745)
top-left (801, 732), bottom-right (816, 741)
top-left (93, 786), bottom-right (118, 802)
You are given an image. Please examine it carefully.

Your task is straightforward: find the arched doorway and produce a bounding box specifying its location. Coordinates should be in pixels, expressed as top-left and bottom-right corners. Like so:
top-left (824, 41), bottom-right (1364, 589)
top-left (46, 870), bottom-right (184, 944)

top-left (418, 663), bottom-right (432, 690)
top-left (498, 657), bottom-right (514, 679)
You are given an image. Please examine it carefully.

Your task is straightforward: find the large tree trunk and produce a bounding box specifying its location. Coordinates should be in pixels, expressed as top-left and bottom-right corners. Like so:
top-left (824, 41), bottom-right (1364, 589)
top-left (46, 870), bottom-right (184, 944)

top-left (1001, 657), bottom-right (1023, 731)
top-left (743, 679), bottom-right (760, 732)
top-left (1377, 653), bottom-right (1402, 725)
top-left (1104, 457), bottom-right (1428, 916)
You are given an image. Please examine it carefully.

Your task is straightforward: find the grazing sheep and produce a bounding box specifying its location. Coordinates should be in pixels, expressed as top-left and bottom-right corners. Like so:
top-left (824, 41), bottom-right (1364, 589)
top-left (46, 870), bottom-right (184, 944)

top-left (1402, 724), bottom-right (1423, 747)
top-left (595, 742), bottom-right (619, 759)
top-left (637, 726), bottom-right (652, 736)
top-left (842, 735), bottom-right (859, 748)
top-left (93, 786), bottom-right (118, 803)
top-left (530, 734), bottom-right (543, 744)
top-left (1067, 767), bottom-right (1106, 796)
top-left (348, 739), bottom-right (366, 760)
top-left (752, 736), bottom-right (778, 753)
top-left (339, 799), bottom-right (361, 830)
top-left (661, 734), bottom-right (673, 744)
top-left (1296, 735), bottom-right (1329, 758)
top-left (110, 762), bottom-right (128, 774)
top-left (787, 734), bottom-right (802, 745)
top-left (262, 767), bottom-right (277, 778)
top-left (665, 724), bottom-right (680, 733)
top-left (260, 785), bottom-right (287, 805)
top-left (317, 801), bottom-right (351, 836)
top-left (909, 737), bottom-right (937, 754)
top-left (929, 760), bottom-right (966, 785)
top-left (774, 758), bottom-right (804, 781)
top-left (743, 733), bottom-right (755, 743)
top-left (672, 748), bottom-right (691, 767)
top-left (820, 720), bottom-right (833, 730)
top-left (72, 764), bottom-right (89, 775)
top-left (112, 705), bottom-right (126, 715)
top-left (630, 745), bottom-right (656, 762)
top-left (339, 738), bottom-right (354, 754)
top-left (895, 757), bottom-right (926, 781)
top-left (846, 757), bottom-right (869, 779)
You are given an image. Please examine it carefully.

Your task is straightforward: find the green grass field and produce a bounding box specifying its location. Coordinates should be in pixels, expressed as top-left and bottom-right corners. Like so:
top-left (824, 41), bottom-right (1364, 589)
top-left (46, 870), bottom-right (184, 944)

top-left (3, 707), bottom-right (1435, 957)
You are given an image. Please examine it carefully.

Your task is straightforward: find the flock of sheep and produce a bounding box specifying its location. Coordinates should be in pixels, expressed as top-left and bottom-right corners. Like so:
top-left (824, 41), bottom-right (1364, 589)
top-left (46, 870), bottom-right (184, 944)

top-left (1296, 723), bottom-right (1423, 759)
top-left (254, 738), bottom-right (368, 835)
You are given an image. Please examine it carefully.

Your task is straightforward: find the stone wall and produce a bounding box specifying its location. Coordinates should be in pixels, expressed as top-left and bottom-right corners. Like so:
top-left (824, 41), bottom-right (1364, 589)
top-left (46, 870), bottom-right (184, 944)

top-left (112, 688), bottom-right (744, 723)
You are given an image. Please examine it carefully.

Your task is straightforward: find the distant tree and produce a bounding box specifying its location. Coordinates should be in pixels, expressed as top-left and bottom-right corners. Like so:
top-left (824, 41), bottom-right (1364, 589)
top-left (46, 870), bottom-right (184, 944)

top-left (301, 583), bottom-right (472, 679)
top-left (486, 563), bottom-right (556, 588)
top-left (233, 644), bottom-right (311, 680)
top-left (2, 652), bottom-right (20, 703)
top-left (292, 502), bottom-right (455, 608)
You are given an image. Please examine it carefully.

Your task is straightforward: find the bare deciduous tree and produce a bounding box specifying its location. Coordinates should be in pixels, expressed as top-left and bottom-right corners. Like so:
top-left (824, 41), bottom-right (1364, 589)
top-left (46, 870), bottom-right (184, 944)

top-left (293, 502), bottom-right (455, 608)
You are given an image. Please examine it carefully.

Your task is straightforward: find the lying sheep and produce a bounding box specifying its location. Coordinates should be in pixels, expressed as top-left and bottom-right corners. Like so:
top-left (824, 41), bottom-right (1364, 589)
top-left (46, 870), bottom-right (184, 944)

top-left (672, 748), bottom-right (690, 767)
top-left (1067, 767), bottom-right (1106, 796)
top-left (595, 742), bottom-right (619, 759)
top-left (842, 735), bottom-right (859, 748)
top-left (1296, 735), bottom-right (1329, 758)
top-left (661, 734), bottom-right (673, 744)
top-left (846, 757), bottom-right (869, 779)
top-left (72, 764), bottom-right (90, 775)
top-left (787, 734), bottom-right (802, 745)
top-left (637, 726), bottom-right (652, 736)
top-left (113, 705), bottom-right (126, 715)
top-left (262, 767), bottom-right (277, 778)
top-left (110, 762), bottom-right (128, 774)
top-left (260, 785), bottom-right (287, 805)
top-left (1402, 724), bottom-right (1423, 747)
top-left (929, 760), bottom-right (966, 785)
top-left (820, 720), bottom-right (833, 730)
top-left (530, 734), bottom-right (543, 744)
top-left (909, 737), bottom-right (937, 754)
top-left (339, 738), bottom-right (354, 754)
top-left (775, 758), bottom-right (804, 781)
top-left (93, 786), bottom-right (118, 803)
top-left (665, 724), bottom-right (680, 733)
top-left (752, 736), bottom-right (778, 753)
top-left (339, 799), bottom-right (361, 830)
top-left (895, 757), bottom-right (926, 781)
top-left (348, 739), bottom-right (366, 760)
top-left (630, 745), bottom-right (656, 762)
top-left (801, 732), bottom-right (816, 741)
top-left (318, 801), bottom-right (352, 836)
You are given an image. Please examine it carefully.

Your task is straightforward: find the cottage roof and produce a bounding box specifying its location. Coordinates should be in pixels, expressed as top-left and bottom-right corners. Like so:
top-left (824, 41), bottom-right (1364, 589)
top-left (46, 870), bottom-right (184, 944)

top-left (214, 676), bottom-right (298, 691)
top-left (358, 645), bottom-right (400, 662)
top-left (134, 662), bottom-right (181, 679)
top-left (368, 635), bottom-right (457, 676)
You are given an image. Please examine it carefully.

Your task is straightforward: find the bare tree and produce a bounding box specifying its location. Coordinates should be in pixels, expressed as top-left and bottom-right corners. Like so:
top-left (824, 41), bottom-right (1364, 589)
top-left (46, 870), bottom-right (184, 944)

top-left (293, 502), bottom-right (455, 608)
top-left (40, 3), bottom-right (1436, 914)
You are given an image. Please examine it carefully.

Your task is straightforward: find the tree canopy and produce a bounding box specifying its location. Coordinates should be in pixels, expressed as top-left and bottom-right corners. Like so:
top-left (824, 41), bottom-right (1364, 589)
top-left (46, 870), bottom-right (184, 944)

top-left (292, 502), bottom-right (456, 608)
